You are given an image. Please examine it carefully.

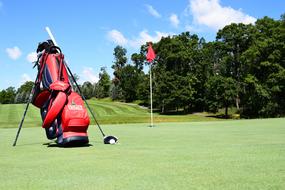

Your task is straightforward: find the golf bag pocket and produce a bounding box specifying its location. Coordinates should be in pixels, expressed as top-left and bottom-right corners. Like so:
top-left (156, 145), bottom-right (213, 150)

top-left (61, 92), bottom-right (90, 134)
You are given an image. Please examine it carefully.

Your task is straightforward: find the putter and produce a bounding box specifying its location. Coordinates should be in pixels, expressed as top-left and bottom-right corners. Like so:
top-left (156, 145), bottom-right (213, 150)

top-left (46, 27), bottom-right (118, 144)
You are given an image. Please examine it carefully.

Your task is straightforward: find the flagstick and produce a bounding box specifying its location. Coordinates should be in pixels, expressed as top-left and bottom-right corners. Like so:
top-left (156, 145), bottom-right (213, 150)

top-left (149, 63), bottom-right (154, 127)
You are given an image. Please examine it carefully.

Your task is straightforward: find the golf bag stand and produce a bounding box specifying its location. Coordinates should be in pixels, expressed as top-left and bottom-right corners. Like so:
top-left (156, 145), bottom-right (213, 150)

top-left (32, 41), bottom-right (90, 146)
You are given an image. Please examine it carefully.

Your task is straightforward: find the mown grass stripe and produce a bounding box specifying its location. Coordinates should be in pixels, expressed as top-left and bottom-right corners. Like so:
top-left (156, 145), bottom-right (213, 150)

top-left (0, 99), bottom-right (222, 128)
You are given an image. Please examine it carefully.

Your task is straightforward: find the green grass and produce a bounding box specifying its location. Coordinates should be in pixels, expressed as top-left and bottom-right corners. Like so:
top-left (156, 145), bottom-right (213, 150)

top-left (1, 118), bottom-right (285, 189)
top-left (0, 100), bottom-right (220, 128)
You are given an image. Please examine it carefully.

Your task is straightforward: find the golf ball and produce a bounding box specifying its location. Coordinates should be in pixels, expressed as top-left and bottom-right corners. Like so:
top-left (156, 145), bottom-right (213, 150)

top-left (109, 139), bottom-right (116, 144)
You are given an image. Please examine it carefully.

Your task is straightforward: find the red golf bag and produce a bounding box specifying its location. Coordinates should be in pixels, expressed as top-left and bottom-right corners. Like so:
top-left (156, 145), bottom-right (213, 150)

top-left (32, 40), bottom-right (90, 146)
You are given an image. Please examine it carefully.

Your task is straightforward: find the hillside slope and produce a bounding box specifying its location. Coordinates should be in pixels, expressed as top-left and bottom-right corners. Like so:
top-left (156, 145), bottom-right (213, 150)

top-left (0, 99), bottom-right (219, 128)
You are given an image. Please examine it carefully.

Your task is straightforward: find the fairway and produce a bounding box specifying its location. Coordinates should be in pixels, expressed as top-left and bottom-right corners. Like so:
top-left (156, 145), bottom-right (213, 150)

top-left (1, 118), bottom-right (284, 190)
top-left (0, 101), bottom-right (220, 128)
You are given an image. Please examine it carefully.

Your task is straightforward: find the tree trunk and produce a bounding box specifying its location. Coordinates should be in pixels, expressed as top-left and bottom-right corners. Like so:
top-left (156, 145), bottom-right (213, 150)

top-left (225, 106), bottom-right (228, 118)
top-left (235, 95), bottom-right (240, 111)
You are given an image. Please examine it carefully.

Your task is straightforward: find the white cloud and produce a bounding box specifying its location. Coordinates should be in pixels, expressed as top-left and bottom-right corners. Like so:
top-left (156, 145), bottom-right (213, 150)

top-left (6, 46), bottom-right (22, 60)
top-left (26, 52), bottom-right (37, 63)
top-left (107, 29), bottom-right (171, 48)
top-left (107, 30), bottom-right (128, 46)
top-left (189, 0), bottom-right (256, 30)
top-left (129, 30), bottom-right (171, 48)
top-left (185, 25), bottom-right (202, 32)
top-left (81, 67), bottom-right (99, 84)
top-left (145, 4), bottom-right (161, 18)
top-left (21, 73), bottom-right (32, 84)
top-left (170, 14), bottom-right (180, 28)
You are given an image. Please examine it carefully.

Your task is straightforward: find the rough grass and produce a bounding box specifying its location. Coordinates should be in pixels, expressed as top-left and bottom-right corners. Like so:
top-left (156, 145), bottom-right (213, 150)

top-left (1, 118), bottom-right (284, 189)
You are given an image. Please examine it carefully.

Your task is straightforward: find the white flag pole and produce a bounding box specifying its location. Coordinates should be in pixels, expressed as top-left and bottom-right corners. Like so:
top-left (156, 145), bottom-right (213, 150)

top-left (149, 63), bottom-right (154, 127)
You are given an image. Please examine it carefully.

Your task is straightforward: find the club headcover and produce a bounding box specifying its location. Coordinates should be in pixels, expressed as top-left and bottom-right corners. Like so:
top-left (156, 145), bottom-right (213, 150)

top-left (103, 136), bottom-right (118, 144)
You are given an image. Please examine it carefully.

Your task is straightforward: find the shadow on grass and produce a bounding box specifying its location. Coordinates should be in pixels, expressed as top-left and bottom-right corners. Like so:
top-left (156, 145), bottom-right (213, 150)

top-left (155, 109), bottom-right (192, 115)
top-left (206, 114), bottom-right (240, 119)
top-left (13, 142), bottom-right (43, 147)
top-left (43, 142), bottom-right (93, 148)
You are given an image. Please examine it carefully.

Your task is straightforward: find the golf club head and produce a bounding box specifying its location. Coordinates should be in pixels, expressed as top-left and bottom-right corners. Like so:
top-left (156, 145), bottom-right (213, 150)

top-left (103, 135), bottom-right (118, 144)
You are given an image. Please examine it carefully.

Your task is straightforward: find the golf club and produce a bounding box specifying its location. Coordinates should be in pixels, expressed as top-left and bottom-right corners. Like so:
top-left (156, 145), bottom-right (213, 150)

top-left (45, 27), bottom-right (118, 144)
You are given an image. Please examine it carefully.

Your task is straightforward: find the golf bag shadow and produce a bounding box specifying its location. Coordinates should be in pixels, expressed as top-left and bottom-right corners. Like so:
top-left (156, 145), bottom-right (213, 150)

top-left (32, 40), bottom-right (90, 146)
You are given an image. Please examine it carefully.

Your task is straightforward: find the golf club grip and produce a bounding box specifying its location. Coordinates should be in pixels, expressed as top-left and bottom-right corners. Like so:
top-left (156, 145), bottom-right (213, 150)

top-left (45, 27), bottom-right (58, 47)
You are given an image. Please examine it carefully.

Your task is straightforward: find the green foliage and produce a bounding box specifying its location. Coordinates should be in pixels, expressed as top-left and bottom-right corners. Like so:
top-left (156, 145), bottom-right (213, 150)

top-left (152, 32), bottom-right (201, 113)
top-left (111, 46), bottom-right (128, 100)
top-left (95, 67), bottom-right (111, 98)
top-left (239, 16), bottom-right (285, 117)
top-left (14, 81), bottom-right (34, 103)
top-left (111, 45), bottom-right (148, 103)
top-left (0, 87), bottom-right (16, 104)
top-left (82, 81), bottom-right (94, 99)
top-left (106, 15), bottom-right (284, 118)
top-left (206, 75), bottom-right (237, 116)
top-left (120, 65), bottom-right (140, 102)
top-left (112, 46), bottom-right (127, 86)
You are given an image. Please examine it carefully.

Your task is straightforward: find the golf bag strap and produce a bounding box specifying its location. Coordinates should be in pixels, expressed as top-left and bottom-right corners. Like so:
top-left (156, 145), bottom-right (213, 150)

top-left (37, 52), bottom-right (48, 84)
top-left (42, 91), bottom-right (67, 128)
top-left (37, 50), bottom-right (62, 84)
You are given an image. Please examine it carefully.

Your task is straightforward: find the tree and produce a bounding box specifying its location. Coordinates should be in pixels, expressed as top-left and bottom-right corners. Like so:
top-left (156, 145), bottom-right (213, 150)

top-left (216, 23), bottom-right (257, 110)
top-left (0, 87), bottom-right (16, 104)
top-left (151, 32), bottom-right (201, 113)
top-left (136, 74), bottom-right (149, 106)
top-left (206, 76), bottom-right (237, 117)
top-left (15, 81), bottom-right (34, 103)
top-left (96, 67), bottom-right (111, 98)
top-left (131, 50), bottom-right (145, 71)
top-left (240, 16), bottom-right (285, 117)
top-left (120, 65), bottom-right (140, 102)
top-left (111, 46), bottom-right (127, 100)
top-left (82, 81), bottom-right (94, 99)
top-left (106, 14), bottom-right (285, 118)
top-left (110, 84), bottom-right (123, 100)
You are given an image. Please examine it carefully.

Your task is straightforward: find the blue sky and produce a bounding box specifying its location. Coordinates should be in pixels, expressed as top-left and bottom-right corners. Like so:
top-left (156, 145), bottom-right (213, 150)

top-left (0, 0), bottom-right (284, 90)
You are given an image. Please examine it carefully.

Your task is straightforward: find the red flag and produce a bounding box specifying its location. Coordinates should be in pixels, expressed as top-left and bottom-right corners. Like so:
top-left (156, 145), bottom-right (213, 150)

top-left (146, 43), bottom-right (156, 63)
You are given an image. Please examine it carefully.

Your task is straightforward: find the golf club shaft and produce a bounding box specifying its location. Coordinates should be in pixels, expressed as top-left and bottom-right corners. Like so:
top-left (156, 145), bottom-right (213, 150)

top-left (65, 63), bottom-right (106, 137)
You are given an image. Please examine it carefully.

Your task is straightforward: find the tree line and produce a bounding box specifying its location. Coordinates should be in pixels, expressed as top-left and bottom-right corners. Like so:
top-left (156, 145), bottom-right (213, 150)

top-left (1, 15), bottom-right (284, 118)
top-left (110, 15), bottom-right (285, 118)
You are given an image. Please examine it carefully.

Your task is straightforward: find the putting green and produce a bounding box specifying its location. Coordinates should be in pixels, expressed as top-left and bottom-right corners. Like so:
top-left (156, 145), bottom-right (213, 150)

top-left (1, 118), bottom-right (284, 189)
